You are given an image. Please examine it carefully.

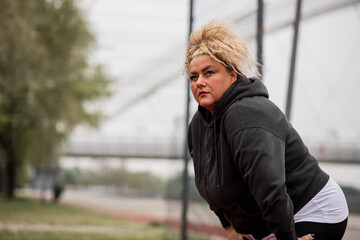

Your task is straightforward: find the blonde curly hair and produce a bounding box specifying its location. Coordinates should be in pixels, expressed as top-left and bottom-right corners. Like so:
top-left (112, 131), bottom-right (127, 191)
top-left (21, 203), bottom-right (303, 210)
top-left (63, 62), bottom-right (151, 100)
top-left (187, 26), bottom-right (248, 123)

top-left (184, 20), bottom-right (261, 79)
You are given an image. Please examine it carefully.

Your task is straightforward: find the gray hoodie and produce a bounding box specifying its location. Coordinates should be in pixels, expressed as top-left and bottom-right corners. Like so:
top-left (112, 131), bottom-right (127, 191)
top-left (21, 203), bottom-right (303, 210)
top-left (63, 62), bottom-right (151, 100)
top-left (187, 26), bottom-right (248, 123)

top-left (188, 77), bottom-right (329, 240)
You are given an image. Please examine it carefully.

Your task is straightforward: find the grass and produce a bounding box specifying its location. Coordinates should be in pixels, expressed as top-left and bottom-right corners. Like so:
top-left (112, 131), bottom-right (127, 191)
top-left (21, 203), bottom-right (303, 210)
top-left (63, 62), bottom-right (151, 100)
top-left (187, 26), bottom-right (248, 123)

top-left (0, 229), bottom-right (158, 240)
top-left (0, 197), bottom-right (207, 240)
top-left (0, 197), bottom-right (129, 226)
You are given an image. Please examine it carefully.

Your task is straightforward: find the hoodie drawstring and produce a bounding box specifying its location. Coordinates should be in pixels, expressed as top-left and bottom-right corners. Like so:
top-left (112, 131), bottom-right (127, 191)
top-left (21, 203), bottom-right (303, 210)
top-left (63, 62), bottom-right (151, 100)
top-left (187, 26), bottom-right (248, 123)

top-left (197, 126), bottom-right (202, 183)
top-left (213, 116), bottom-right (222, 191)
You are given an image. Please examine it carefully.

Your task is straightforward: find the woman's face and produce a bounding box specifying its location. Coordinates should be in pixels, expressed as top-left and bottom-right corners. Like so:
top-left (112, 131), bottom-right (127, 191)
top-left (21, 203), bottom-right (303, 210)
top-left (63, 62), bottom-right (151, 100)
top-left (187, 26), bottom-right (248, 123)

top-left (188, 54), bottom-right (237, 114)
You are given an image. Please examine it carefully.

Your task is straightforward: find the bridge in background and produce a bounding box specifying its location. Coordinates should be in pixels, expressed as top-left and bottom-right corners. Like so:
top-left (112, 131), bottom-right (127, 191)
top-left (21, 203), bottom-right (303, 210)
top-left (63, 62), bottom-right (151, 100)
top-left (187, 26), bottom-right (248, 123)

top-left (64, 139), bottom-right (360, 164)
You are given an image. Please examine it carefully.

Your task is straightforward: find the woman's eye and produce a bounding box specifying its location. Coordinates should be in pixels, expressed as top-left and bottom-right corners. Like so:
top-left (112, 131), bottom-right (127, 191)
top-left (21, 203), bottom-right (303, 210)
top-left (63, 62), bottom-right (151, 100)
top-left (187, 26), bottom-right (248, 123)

top-left (189, 75), bottom-right (198, 81)
top-left (205, 71), bottom-right (214, 76)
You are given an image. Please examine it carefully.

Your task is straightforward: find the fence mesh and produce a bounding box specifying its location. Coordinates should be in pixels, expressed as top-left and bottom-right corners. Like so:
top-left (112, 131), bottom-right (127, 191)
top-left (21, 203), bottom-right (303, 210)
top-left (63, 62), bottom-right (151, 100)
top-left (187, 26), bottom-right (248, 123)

top-left (23, 0), bottom-right (360, 239)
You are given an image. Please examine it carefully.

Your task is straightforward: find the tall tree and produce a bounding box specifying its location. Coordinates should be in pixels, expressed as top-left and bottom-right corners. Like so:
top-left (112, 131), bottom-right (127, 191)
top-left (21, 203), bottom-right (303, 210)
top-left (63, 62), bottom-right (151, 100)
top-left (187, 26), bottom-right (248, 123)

top-left (0, 0), bottom-right (111, 198)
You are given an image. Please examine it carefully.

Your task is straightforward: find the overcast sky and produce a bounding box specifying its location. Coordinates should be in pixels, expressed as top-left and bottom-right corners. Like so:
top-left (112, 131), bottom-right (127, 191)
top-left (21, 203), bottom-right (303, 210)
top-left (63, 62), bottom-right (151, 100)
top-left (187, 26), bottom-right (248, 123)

top-left (72, 0), bottom-right (360, 151)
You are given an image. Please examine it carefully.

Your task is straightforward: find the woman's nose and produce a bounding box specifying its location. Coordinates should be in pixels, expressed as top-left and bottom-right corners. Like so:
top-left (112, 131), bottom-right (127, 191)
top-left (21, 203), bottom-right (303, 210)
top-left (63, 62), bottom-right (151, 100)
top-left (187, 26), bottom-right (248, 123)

top-left (196, 75), bottom-right (205, 87)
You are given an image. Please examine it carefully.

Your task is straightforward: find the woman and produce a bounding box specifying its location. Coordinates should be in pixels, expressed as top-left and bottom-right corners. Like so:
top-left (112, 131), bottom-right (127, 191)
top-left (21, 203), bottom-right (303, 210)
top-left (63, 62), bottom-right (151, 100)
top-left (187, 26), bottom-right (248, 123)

top-left (185, 20), bottom-right (348, 240)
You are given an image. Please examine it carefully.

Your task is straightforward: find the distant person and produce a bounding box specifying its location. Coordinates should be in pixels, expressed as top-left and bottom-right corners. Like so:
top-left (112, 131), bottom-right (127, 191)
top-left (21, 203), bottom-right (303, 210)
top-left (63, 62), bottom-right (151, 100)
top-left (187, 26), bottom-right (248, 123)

top-left (52, 166), bottom-right (65, 203)
top-left (52, 181), bottom-right (64, 203)
top-left (185, 20), bottom-right (348, 240)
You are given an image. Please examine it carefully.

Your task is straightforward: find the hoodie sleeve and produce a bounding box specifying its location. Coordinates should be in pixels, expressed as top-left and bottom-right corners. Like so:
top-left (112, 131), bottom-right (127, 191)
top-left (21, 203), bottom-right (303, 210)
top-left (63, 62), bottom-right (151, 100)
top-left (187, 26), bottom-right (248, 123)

top-left (215, 213), bottom-right (231, 228)
top-left (208, 203), bottom-right (231, 228)
top-left (228, 127), bottom-right (298, 240)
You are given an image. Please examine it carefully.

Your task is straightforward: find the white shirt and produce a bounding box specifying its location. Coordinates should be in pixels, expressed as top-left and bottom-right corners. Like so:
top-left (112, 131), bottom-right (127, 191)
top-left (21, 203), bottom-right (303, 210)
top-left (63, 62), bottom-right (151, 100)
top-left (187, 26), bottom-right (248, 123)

top-left (293, 177), bottom-right (348, 224)
top-left (254, 177), bottom-right (348, 240)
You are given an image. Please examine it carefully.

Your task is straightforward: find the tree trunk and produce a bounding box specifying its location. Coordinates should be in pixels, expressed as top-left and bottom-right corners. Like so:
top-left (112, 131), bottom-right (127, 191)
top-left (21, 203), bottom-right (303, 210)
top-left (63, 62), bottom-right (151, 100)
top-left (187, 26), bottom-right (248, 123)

top-left (1, 138), bottom-right (17, 198)
top-left (0, 165), bottom-right (3, 194)
top-left (4, 151), bottom-right (16, 198)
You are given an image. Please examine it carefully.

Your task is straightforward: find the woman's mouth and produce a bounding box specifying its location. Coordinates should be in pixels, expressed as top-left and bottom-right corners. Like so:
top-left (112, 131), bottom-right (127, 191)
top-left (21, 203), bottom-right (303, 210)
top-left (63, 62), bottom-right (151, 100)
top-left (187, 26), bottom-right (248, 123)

top-left (199, 91), bottom-right (208, 97)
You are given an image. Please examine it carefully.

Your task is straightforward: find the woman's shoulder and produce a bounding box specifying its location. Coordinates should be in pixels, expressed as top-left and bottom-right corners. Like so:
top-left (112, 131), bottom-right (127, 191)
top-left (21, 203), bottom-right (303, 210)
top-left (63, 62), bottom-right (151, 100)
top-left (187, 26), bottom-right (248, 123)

top-left (223, 96), bottom-right (289, 135)
top-left (225, 95), bottom-right (280, 119)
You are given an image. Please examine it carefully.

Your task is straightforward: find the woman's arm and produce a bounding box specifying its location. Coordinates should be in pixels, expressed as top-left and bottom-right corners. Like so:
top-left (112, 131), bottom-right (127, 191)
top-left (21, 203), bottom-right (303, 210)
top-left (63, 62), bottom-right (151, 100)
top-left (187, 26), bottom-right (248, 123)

top-left (229, 127), bottom-right (297, 240)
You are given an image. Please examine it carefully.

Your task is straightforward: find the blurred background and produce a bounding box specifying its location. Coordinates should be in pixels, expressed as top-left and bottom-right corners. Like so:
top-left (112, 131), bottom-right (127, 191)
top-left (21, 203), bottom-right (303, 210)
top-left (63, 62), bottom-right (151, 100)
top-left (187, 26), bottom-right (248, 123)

top-left (0, 0), bottom-right (359, 239)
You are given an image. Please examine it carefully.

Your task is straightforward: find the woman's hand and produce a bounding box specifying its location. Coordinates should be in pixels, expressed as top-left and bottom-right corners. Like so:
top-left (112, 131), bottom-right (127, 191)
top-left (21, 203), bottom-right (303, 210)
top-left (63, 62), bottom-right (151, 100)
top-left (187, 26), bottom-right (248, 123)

top-left (298, 234), bottom-right (315, 240)
top-left (224, 226), bottom-right (314, 240)
top-left (224, 226), bottom-right (244, 240)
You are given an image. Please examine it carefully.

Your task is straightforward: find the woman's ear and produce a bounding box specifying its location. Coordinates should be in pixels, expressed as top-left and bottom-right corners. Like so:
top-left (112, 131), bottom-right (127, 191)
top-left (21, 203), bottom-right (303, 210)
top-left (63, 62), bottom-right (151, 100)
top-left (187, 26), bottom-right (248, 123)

top-left (230, 70), bottom-right (237, 82)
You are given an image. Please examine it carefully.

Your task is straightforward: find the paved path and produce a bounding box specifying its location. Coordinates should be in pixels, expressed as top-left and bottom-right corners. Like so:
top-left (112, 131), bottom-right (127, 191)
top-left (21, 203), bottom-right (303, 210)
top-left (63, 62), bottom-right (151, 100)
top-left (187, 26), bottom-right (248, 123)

top-left (59, 189), bottom-right (226, 237)
top-left (26, 189), bottom-right (360, 239)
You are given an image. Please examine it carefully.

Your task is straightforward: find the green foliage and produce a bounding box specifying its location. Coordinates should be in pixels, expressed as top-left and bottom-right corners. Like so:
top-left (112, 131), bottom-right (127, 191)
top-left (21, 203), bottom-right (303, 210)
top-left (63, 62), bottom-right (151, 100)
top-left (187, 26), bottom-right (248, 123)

top-left (61, 167), bottom-right (204, 201)
top-left (340, 185), bottom-right (360, 196)
top-left (0, 0), bottom-right (111, 197)
top-left (62, 166), bottom-right (165, 196)
top-left (63, 167), bottom-right (97, 186)
top-left (95, 165), bottom-right (164, 192)
top-left (165, 172), bottom-right (203, 201)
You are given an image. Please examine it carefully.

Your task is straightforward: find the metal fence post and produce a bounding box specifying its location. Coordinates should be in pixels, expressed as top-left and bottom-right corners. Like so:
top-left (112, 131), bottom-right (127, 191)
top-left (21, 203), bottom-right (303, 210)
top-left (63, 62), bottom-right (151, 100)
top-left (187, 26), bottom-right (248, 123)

top-left (286, 0), bottom-right (303, 121)
top-left (257, 0), bottom-right (264, 77)
top-left (181, 0), bottom-right (194, 240)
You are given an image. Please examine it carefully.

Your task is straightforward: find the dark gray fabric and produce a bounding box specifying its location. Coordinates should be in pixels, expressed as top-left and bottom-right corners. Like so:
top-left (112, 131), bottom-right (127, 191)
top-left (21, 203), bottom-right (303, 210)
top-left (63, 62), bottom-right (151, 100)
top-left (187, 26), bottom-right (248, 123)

top-left (188, 78), bottom-right (329, 240)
